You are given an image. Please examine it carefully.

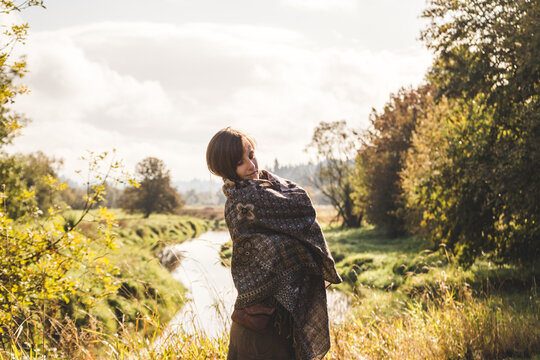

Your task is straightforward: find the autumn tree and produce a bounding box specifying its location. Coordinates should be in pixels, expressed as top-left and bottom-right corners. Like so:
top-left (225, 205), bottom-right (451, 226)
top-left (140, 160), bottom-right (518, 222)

top-left (120, 157), bottom-right (184, 217)
top-left (356, 85), bottom-right (434, 236)
top-left (400, 0), bottom-right (540, 266)
top-left (306, 121), bottom-right (362, 227)
top-left (0, 1), bottom-right (51, 218)
top-left (0, 3), bottom-right (136, 354)
top-left (0, 150), bottom-right (128, 354)
top-left (0, 1), bottom-right (44, 144)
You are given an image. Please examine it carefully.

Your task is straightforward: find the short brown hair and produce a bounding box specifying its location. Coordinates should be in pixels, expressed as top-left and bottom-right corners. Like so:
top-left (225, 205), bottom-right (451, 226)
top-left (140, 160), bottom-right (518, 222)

top-left (206, 127), bottom-right (256, 180)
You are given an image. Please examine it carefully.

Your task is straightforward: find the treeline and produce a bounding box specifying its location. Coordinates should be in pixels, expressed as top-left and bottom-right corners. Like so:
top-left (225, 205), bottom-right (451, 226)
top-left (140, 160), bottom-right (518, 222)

top-left (311, 0), bottom-right (539, 268)
top-left (2, 149), bottom-right (330, 211)
top-left (0, 152), bottom-right (184, 218)
top-left (270, 161), bottom-right (331, 205)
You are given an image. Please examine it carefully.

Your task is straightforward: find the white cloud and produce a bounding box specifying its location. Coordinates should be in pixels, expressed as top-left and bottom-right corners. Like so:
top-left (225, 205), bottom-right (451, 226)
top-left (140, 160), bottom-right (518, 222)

top-left (280, 0), bottom-right (358, 12)
top-left (9, 21), bottom-right (432, 181)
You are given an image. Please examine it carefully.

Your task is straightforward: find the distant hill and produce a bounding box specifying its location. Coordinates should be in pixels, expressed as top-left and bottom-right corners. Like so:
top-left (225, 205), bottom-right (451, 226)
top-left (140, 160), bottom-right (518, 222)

top-left (174, 178), bottom-right (222, 193)
top-left (175, 162), bottom-right (330, 206)
top-left (269, 161), bottom-right (315, 185)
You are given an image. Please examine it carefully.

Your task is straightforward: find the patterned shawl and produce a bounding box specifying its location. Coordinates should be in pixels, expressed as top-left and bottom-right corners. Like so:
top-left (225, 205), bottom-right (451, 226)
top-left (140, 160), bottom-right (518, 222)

top-left (223, 170), bottom-right (342, 360)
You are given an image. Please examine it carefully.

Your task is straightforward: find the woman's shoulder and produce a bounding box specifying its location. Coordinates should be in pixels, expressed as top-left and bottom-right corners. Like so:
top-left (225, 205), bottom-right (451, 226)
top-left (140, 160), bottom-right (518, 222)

top-left (222, 170), bottom-right (274, 194)
top-left (222, 177), bottom-right (256, 200)
top-left (222, 170), bottom-right (301, 211)
top-left (261, 170), bottom-right (299, 190)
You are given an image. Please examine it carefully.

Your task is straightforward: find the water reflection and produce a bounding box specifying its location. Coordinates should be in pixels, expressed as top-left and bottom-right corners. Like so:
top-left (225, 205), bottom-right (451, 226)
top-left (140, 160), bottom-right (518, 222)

top-left (168, 231), bottom-right (235, 337)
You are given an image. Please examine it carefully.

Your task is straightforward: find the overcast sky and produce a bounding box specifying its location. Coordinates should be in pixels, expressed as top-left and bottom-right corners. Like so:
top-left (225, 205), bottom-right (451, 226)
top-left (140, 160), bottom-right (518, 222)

top-left (6, 0), bottom-right (433, 184)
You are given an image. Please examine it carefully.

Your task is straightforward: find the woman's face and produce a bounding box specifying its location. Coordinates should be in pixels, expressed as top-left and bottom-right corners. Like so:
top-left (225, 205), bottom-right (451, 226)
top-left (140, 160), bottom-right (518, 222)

top-left (236, 143), bottom-right (259, 180)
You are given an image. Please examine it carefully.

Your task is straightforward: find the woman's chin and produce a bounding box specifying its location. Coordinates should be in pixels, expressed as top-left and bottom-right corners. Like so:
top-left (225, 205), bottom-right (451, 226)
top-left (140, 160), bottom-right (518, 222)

top-left (248, 172), bottom-right (259, 180)
top-left (239, 170), bottom-right (259, 180)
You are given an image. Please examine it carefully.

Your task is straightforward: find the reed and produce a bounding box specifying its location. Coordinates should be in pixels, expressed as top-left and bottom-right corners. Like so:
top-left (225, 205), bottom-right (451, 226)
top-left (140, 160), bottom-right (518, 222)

top-left (327, 281), bottom-right (539, 360)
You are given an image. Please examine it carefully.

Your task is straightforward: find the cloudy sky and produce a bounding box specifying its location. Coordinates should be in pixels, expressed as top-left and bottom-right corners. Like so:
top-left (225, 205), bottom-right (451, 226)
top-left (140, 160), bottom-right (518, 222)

top-left (7, 0), bottom-right (433, 184)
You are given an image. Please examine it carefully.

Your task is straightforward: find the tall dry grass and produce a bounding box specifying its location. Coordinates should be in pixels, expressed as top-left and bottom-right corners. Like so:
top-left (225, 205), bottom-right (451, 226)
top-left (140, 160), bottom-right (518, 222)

top-left (2, 214), bottom-right (538, 360)
top-left (328, 280), bottom-right (539, 360)
top-left (2, 277), bottom-right (538, 360)
top-left (0, 306), bottom-right (230, 360)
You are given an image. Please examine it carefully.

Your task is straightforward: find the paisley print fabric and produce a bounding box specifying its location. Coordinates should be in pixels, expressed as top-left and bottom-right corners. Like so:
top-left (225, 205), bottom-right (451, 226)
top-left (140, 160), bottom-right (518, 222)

top-left (223, 170), bottom-right (342, 360)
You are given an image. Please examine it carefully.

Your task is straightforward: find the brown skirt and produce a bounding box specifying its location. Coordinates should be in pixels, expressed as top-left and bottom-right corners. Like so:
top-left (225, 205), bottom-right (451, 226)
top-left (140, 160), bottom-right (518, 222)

top-left (227, 321), bottom-right (295, 360)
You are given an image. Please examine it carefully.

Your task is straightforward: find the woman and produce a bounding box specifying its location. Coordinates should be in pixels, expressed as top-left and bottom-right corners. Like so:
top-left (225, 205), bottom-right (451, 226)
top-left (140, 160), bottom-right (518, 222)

top-left (206, 127), bottom-right (342, 360)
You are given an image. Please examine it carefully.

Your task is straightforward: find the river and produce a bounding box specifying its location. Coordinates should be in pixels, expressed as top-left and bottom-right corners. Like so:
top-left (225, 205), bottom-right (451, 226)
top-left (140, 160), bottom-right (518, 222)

top-left (161, 231), bottom-right (351, 338)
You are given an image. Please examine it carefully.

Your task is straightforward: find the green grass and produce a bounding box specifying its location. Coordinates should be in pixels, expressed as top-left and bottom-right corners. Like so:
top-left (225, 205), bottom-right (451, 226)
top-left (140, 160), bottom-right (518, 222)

top-left (323, 225), bottom-right (540, 359)
top-left (326, 225), bottom-right (537, 294)
top-left (3, 218), bottom-right (538, 359)
top-left (321, 225), bottom-right (539, 357)
top-left (326, 225), bottom-right (440, 293)
top-left (59, 209), bottom-right (221, 337)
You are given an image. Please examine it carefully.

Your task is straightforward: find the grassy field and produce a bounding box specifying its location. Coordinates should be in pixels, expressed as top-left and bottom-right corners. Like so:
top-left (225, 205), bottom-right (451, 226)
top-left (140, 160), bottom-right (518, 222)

top-left (2, 208), bottom-right (538, 359)
top-left (324, 225), bottom-right (539, 359)
top-left (219, 214), bottom-right (539, 359)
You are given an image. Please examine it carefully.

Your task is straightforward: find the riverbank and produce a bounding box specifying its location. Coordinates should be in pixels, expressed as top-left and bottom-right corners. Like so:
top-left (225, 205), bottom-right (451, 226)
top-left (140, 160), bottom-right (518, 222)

top-left (326, 225), bottom-right (540, 359)
top-left (4, 213), bottom-right (537, 359)
top-left (68, 209), bottom-right (224, 337)
top-left (219, 224), bottom-right (539, 359)
top-left (222, 222), bottom-right (540, 360)
top-left (104, 224), bottom-right (540, 359)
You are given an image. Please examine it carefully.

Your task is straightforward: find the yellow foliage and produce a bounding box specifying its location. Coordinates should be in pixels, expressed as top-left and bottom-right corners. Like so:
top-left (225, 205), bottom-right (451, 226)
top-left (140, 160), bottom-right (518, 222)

top-left (0, 150), bottom-right (135, 353)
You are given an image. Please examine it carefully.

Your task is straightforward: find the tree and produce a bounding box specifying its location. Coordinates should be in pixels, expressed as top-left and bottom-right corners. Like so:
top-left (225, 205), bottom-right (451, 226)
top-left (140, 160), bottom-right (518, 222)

top-left (0, 3), bottom-right (138, 355)
top-left (0, 151), bottom-right (64, 219)
top-left (0, 0), bottom-right (63, 219)
top-left (421, 0), bottom-right (539, 109)
top-left (59, 184), bottom-right (87, 209)
top-left (0, 1), bottom-right (45, 145)
top-left (306, 121), bottom-right (362, 227)
top-left (22, 151), bottom-right (63, 210)
top-left (0, 151), bottom-right (127, 354)
top-left (356, 85), bottom-right (434, 236)
top-left (400, 0), bottom-right (540, 267)
top-left (120, 157), bottom-right (183, 217)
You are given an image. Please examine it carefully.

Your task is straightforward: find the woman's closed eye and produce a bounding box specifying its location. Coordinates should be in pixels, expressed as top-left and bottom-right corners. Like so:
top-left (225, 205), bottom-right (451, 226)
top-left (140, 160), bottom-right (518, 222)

top-left (238, 153), bottom-right (255, 166)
